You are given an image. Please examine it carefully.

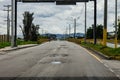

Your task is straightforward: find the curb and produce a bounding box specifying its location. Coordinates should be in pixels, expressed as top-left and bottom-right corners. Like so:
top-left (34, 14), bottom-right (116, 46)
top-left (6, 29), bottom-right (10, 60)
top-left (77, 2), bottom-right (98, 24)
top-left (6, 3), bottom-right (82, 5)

top-left (81, 46), bottom-right (111, 60)
top-left (1, 44), bottom-right (39, 52)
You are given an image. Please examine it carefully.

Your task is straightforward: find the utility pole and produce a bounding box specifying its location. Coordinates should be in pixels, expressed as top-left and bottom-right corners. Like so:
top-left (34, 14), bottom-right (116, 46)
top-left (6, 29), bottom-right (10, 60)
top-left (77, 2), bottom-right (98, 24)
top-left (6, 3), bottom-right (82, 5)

top-left (11, 0), bottom-right (17, 47)
top-left (93, 0), bottom-right (97, 44)
top-left (66, 26), bottom-right (68, 39)
top-left (3, 5), bottom-right (11, 42)
top-left (74, 18), bottom-right (76, 39)
top-left (115, 0), bottom-right (117, 48)
top-left (103, 0), bottom-right (108, 46)
top-left (66, 16), bottom-right (79, 39)
top-left (85, 2), bottom-right (87, 43)
top-left (69, 24), bottom-right (71, 38)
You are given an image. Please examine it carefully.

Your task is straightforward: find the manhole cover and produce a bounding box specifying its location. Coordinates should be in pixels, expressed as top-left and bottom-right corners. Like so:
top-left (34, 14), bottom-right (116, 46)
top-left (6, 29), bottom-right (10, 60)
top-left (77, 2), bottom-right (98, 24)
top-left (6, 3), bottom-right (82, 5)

top-left (51, 61), bottom-right (62, 64)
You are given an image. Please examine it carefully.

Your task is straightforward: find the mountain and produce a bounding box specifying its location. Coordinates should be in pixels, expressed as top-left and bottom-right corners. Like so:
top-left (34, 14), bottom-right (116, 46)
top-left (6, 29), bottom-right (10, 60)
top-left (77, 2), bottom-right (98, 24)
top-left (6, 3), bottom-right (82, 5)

top-left (53, 33), bottom-right (85, 39)
top-left (17, 33), bottom-right (85, 39)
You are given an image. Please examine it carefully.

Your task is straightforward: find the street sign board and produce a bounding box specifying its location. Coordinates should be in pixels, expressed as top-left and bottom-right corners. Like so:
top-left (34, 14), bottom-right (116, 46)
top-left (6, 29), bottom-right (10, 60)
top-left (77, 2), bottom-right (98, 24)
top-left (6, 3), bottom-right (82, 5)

top-left (56, 0), bottom-right (76, 5)
top-left (21, 0), bottom-right (55, 2)
top-left (56, 0), bottom-right (89, 5)
top-left (19, 0), bottom-right (89, 2)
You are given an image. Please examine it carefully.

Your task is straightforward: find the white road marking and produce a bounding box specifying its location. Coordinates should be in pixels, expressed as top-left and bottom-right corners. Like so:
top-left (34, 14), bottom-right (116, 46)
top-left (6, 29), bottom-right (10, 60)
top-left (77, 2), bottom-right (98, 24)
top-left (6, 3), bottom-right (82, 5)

top-left (104, 64), bottom-right (109, 68)
top-left (109, 68), bottom-right (114, 73)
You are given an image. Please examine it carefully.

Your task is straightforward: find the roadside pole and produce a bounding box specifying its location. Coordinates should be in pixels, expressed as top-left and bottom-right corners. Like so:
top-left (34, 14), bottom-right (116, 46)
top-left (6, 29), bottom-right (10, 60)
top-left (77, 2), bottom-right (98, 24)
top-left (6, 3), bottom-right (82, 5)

top-left (115, 0), bottom-right (118, 48)
top-left (11, 0), bottom-right (17, 47)
top-left (74, 18), bottom-right (76, 39)
top-left (103, 0), bottom-right (108, 46)
top-left (84, 2), bottom-right (87, 43)
top-left (93, 0), bottom-right (97, 44)
top-left (69, 24), bottom-right (71, 38)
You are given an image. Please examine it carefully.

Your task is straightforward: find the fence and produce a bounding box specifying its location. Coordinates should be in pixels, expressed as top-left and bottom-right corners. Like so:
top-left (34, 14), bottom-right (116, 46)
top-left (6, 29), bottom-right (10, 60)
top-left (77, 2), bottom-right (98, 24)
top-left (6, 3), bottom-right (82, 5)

top-left (0, 35), bottom-right (10, 42)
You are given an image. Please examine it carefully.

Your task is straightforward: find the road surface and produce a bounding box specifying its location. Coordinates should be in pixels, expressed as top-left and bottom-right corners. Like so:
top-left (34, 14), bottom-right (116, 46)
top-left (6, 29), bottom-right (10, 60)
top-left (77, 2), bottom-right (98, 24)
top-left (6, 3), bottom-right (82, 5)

top-left (0, 41), bottom-right (119, 80)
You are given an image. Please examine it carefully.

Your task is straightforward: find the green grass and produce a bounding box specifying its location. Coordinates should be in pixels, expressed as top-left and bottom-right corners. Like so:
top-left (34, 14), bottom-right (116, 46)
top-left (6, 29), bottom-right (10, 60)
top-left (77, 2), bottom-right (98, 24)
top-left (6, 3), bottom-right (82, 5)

top-left (0, 41), bottom-right (37, 49)
top-left (0, 42), bottom-right (11, 48)
top-left (17, 40), bottom-right (38, 45)
top-left (0, 39), bottom-right (49, 49)
top-left (68, 39), bottom-right (120, 60)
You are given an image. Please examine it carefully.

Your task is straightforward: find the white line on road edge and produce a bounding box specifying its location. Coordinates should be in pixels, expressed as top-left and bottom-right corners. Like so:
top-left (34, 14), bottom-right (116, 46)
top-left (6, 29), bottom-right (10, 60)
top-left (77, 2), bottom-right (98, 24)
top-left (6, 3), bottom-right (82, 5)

top-left (80, 46), bottom-right (103, 63)
top-left (104, 64), bottom-right (109, 68)
top-left (109, 68), bottom-right (114, 73)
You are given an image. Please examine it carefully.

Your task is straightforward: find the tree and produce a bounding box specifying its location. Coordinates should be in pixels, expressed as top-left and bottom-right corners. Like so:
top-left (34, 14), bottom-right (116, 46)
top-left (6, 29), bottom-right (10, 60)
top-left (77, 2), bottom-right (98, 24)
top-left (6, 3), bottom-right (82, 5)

top-left (86, 24), bottom-right (103, 39)
top-left (19, 11), bottom-right (39, 41)
top-left (30, 24), bottom-right (39, 41)
top-left (87, 27), bottom-right (93, 39)
top-left (19, 11), bottom-right (34, 41)
top-left (96, 25), bottom-right (103, 39)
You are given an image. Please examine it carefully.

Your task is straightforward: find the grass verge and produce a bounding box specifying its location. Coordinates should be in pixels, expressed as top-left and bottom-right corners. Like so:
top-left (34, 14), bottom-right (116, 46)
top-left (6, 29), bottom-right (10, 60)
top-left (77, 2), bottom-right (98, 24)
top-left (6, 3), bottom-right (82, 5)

top-left (0, 39), bottom-right (49, 49)
top-left (67, 38), bottom-right (120, 60)
top-left (0, 42), bottom-right (11, 48)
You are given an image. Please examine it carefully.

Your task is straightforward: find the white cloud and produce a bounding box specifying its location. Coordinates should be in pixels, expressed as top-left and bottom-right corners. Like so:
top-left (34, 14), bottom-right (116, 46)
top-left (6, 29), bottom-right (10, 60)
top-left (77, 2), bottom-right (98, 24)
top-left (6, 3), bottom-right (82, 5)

top-left (0, 0), bottom-right (3, 2)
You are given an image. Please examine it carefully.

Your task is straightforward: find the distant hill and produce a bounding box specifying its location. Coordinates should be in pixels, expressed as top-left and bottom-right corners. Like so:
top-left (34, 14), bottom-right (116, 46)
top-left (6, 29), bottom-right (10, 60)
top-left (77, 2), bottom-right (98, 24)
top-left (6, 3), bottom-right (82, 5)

top-left (42, 33), bottom-right (85, 39)
top-left (17, 33), bottom-right (85, 39)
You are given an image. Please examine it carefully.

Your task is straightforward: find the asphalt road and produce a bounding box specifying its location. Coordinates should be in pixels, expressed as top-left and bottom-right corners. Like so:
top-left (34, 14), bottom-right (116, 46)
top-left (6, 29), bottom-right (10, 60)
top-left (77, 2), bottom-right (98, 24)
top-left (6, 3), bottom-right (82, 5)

top-left (0, 41), bottom-right (119, 80)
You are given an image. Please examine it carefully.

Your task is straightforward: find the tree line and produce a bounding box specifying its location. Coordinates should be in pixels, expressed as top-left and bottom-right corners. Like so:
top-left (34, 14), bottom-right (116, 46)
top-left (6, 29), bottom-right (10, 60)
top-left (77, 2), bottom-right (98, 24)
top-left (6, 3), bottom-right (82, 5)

top-left (86, 20), bottom-right (120, 39)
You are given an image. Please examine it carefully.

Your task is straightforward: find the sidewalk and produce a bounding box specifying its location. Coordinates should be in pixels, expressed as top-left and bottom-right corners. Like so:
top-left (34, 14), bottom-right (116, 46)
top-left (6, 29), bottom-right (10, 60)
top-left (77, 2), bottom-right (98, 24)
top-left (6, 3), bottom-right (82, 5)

top-left (0, 44), bottom-right (38, 52)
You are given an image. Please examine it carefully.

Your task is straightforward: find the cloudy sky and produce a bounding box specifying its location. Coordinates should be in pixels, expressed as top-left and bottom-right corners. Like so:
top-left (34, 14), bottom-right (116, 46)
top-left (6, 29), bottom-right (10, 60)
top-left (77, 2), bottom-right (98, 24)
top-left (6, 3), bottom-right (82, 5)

top-left (0, 0), bottom-right (120, 36)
